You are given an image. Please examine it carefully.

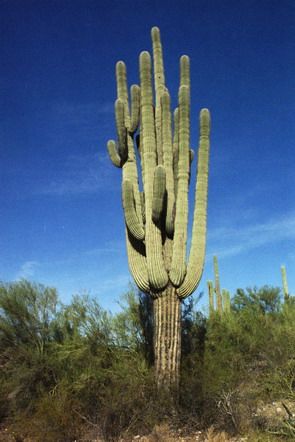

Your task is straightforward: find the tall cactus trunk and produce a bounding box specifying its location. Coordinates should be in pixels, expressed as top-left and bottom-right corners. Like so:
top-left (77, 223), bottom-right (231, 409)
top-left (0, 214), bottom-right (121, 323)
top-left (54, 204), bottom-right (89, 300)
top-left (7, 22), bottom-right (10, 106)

top-left (153, 287), bottom-right (181, 391)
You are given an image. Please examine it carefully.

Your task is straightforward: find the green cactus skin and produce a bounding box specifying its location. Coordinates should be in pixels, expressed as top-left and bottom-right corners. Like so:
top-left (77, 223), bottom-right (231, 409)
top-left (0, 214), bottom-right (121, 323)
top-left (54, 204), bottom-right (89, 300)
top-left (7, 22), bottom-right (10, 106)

top-left (222, 289), bottom-right (231, 313)
top-left (213, 255), bottom-right (223, 314)
top-left (122, 180), bottom-right (145, 240)
top-left (152, 165), bottom-right (166, 225)
top-left (207, 280), bottom-right (214, 316)
top-left (106, 27), bottom-right (211, 390)
top-left (281, 265), bottom-right (289, 301)
top-left (107, 140), bottom-right (122, 168)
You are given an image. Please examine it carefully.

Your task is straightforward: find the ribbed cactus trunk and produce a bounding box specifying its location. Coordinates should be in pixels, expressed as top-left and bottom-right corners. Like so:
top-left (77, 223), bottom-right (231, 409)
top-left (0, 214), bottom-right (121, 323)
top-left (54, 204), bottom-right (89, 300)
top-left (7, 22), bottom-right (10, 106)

top-left (154, 287), bottom-right (181, 389)
top-left (106, 27), bottom-right (211, 393)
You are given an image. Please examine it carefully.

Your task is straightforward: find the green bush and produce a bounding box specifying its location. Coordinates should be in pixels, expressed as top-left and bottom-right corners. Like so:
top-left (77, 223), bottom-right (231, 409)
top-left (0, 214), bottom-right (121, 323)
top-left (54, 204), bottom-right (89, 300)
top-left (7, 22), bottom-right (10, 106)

top-left (1, 281), bottom-right (294, 439)
top-left (202, 286), bottom-right (295, 432)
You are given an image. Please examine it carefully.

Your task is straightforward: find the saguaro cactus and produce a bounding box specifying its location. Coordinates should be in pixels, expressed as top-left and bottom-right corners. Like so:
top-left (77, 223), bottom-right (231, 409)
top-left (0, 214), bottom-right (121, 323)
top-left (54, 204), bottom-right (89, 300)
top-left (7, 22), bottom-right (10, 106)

top-left (281, 265), bottom-right (289, 301)
top-left (106, 27), bottom-right (211, 390)
top-left (208, 256), bottom-right (231, 316)
top-left (213, 255), bottom-right (223, 314)
top-left (207, 280), bottom-right (215, 316)
top-left (222, 289), bottom-right (231, 313)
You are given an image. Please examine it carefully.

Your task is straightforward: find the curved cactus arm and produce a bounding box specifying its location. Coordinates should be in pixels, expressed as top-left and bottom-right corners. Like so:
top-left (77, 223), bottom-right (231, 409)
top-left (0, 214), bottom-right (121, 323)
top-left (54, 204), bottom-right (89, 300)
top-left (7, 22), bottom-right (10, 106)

top-left (107, 140), bottom-right (123, 168)
top-left (170, 84), bottom-right (190, 287)
top-left (152, 165), bottom-right (166, 224)
top-left (177, 109), bottom-right (210, 298)
top-left (140, 51), bottom-right (168, 290)
top-left (161, 91), bottom-right (175, 238)
top-left (129, 84), bottom-right (140, 133)
top-left (151, 26), bottom-right (165, 165)
top-left (122, 135), bottom-right (144, 228)
top-left (122, 180), bottom-right (145, 241)
top-left (125, 229), bottom-right (150, 293)
top-left (117, 59), bottom-right (143, 227)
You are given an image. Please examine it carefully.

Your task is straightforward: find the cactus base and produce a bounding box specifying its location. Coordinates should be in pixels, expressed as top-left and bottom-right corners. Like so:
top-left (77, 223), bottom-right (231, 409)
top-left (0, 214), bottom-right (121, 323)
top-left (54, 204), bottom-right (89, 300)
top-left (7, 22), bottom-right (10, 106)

top-left (153, 286), bottom-right (181, 391)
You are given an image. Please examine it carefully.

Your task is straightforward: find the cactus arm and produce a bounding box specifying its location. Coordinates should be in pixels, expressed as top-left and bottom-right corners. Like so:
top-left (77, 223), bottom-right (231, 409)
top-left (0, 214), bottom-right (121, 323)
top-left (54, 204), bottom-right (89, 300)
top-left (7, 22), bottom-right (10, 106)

top-left (125, 229), bottom-right (150, 293)
top-left (177, 109), bottom-right (210, 298)
top-left (140, 51), bottom-right (168, 290)
top-left (116, 63), bottom-right (144, 228)
top-left (180, 55), bottom-right (190, 88)
top-left (116, 61), bottom-right (131, 128)
top-left (152, 165), bottom-right (166, 224)
top-left (124, 135), bottom-right (144, 225)
top-left (122, 180), bottom-right (145, 240)
top-left (115, 99), bottom-right (128, 161)
top-left (116, 61), bottom-right (128, 102)
top-left (173, 107), bottom-right (179, 198)
top-left (123, 161), bottom-right (149, 292)
top-left (107, 140), bottom-right (123, 168)
top-left (161, 91), bottom-right (175, 238)
top-left (151, 26), bottom-right (165, 165)
top-left (170, 83), bottom-right (190, 287)
top-left (129, 85), bottom-right (140, 133)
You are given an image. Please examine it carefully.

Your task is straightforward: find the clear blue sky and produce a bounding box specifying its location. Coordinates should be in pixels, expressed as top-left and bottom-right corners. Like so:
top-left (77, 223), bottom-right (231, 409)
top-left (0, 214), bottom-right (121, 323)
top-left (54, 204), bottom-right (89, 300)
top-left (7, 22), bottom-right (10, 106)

top-left (1, 0), bottom-right (294, 312)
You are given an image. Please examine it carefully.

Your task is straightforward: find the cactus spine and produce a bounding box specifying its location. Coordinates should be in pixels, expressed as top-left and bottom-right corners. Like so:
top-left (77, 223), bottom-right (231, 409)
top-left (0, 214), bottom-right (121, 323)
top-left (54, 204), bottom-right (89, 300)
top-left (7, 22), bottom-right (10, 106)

top-left (106, 27), bottom-right (211, 390)
top-left (281, 265), bottom-right (289, 301)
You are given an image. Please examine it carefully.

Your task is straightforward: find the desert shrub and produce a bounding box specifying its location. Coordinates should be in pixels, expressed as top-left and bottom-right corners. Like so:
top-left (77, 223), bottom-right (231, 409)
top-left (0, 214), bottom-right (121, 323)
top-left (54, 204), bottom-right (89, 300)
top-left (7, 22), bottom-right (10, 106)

top-left (0, 281), bottom-right (60, 419)
top-left (180, 298), bottom-right (207, 412)
top-left (202, 286), bottom-right (295, 432)
top-left (0, 283), bottom-right (165, 440)
top-left (1, 281), bottom-right (294, 439)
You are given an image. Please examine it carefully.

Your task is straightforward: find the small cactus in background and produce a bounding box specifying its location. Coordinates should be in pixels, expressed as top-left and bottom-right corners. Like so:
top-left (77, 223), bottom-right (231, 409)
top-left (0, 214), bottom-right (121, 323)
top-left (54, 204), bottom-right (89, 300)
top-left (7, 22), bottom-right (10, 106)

top-left (106, 27), bottom-right (211, 391)
top-left (222, 289), bottom-right (231, 313)
top-left (208, 256), bottom-right (231, 315)
top-left (213, 255), bottom-right (223, 314)
top-left (207, 280), bottom-right (215, 316)
top-left (281, 265), bottom-right (289, 301)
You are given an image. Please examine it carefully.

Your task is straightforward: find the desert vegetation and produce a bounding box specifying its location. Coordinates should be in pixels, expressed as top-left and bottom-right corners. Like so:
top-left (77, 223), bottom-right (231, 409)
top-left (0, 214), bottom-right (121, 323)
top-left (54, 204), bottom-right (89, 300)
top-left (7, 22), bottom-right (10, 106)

top-left (0, 280), bottom-right (294, 441)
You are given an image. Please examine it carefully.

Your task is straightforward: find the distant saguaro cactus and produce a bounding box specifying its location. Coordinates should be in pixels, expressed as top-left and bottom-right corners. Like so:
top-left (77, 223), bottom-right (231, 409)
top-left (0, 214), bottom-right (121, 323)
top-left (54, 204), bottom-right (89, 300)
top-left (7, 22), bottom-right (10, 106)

top-left (207, 280), bottom-right (215, 316)
top-left (222, 289), bottom-right (231, 313)
top-left (213, 255), bottom-right (223, 314)
top-left (281, 265), bottom-right (289, 301)
top-left (106, 27), bottom-right (211, 391)
top-left (208, 256), bottom-right (231, 315)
